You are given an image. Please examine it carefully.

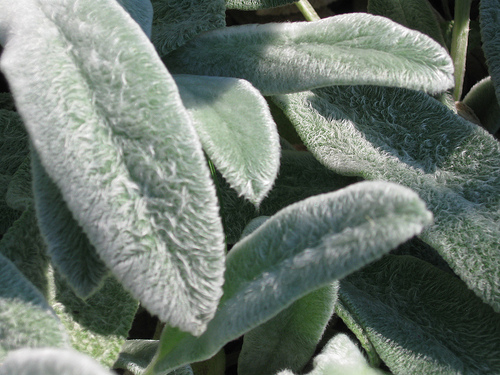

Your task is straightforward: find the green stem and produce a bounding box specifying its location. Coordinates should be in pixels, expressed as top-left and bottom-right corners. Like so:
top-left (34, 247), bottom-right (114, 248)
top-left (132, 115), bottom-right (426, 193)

top-left (295, 0), bottom-right (321, 22)
top-left (450, 0), bottom-right (471, 100)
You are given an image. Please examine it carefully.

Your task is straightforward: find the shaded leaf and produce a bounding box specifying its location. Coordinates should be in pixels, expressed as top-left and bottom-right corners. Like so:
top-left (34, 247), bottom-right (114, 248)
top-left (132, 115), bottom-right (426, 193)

top-left (0, 253), bottom-right (68, 361)
top-left (277, 334), bottom-right (389, 375)
top-left (31, 150), bottom-right (109, 298)
top-left (226, 0), bottom-right (296, 11)
top-left (273, 85), bottom-right (500, 312)
top-left (0, 109), bottom-right (28, 176)
top-left (6, 155), bottom-right (32, 211)
top-left (220, 150), bottom-right (359, 243)
top-left (174, 74), bottom-right (280, 206)
top-left (164, 14), bottom-right (454, 95)
top-left (151, 0), bottom-right (225, 56)
top-left (463, 76), bottom-right (500, 134)
top-left (368, 0), bottom-right (446, 46)
top-left (147, 181), bottom-right (433, 373)
top-left (49, 269), bottom-right (139, 367)
top-left (480, 0), bottom-right (500, 103)
top-left (0, 348), bottom-right (114, 375)
top-left (339, 255), bottom-right (500, 374)
top-left (114, 340), bottom-right (161, 374)
top-left (0, 0), bottom-right (225, 335)
top-left (238, 284), bottom-right (338, 375)
top-left (0, 206), bottom-right (50, 297)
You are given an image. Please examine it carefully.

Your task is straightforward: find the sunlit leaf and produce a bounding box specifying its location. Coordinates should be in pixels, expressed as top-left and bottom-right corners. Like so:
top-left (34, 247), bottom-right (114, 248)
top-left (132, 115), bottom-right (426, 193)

top-left (274, 85), bottom-right (500, 313)
top-left (238, 284), bottom-right (338, 375)
top-left (0, 253), bottom-right (69, 361)
top-left (339, 255), bottom-right (500, 374)
top-left (147, 181), bottom-right (433, 373)
top-left (174, 74), bottom-right (280, 206)
top-left (0, 348), bottom-right (114, 375)
top-left (0, 0), bottom-right (226, 335)
top-left (164, 14), bottom-right (454, 95)
top-left (277, 334), bottom-right (389, 375)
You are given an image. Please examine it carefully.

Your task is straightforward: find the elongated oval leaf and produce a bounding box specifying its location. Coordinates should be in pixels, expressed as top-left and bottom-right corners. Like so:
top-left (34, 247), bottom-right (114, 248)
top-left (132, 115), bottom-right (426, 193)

top-left (174, 74), bottom-right (280, 206)
top-left (31, 151), bottom-right (109, 298)
top-left (164, 13), bottom-right (454, 95)
top-left (339, 255), bottom-right (500, 374)
top-left (0, 348), bottom-right (114, 375)
top-left (238, 284), bottom-right (338, 375)
top-left (0, 0), bottom-right (225, 335)
top-left (480, 0), bottom-right (500, 104)
top-left (273, 85), bottom-right (500, 313)
top-left (151, 0), bottom-right (225, 56)
top-left (277, 334), bottom-right (389, 375)
top-left (0, 253), bottom-right (69, 361)
top-left (147, 181), bottom-right (433, 373)
top-left (368, 0), bottom-right (446, 46)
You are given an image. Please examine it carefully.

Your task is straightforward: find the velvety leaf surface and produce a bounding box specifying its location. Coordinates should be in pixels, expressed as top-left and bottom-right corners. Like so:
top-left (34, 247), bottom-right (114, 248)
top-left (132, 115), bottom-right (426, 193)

top-left (480, 0), bottom-right (500, 104)
top-left (0, 348), bottom-right (114, 375)
top-left (6, 155), bottom-right (32, 211)
top-left (225, 0), bottom-right (296, 11)
top-left (0, 0), bottom-right (226, 335)
top-left (117, 0), bottom-right (153, 37)
top-left (274, 85), bottom-right (500, 313)
top-left (0, 253), bottom-right (69, 361)
top-left (368, 0), bottom-right (446, 46)
top-left (463, 76), bottom-right (500, 134)
top-left (164, 13), bottom-right (454, 95)
top-left (277, 334), bottom-right (389, 375)
top-left (238, 284), bottom-right (338, 375)
top-left (151, 0), bottom-right (225, 57)
top-left (31, 151), bottom-right (109, 298)
top-left (48, 268), bottom-right (138, 367)
top-left (148, 181), bottom-right (433, 373)
top-left (0, 206), bottom-right (50, 297)
top-left (174, 74), bottom-right (280, 206)
top-left (339, 255), bottom-right (500, 374)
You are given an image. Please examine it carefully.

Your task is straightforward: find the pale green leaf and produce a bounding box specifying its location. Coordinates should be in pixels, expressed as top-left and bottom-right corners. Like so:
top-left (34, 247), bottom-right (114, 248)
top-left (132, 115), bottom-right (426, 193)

top-left (225, 0), bottom-right (296, 11)
top-left (463, 76), bottom-right (500, 134)
top-left (339, 255), bottom-right (500, 374)
top-left (273, 85), bottom-right (500, 312)
top-left (0, 0), bottom-right (225, 335)
top-left (0, 348), bottom-right (115, 375)
top-left (0, 206), bottom-right (50, 297)
top-left (174, 74), bottom-right (280, 206)
top-left (49, 268), bottom-right (139, 368)
top-left (151, 0), bottom-right (225, 57)
top-left (238, 284), bottom-right (338, 375)
top-left (147, 181), bottom-right (433, 373)
top-left (368, 0), bottom-right (446, 46)
top-left (277, 334), bottom-right (389, 375)
top-left (164, 14), bottom-right (454, 95)
top-left (0, 253), bottom-right (69, 361)
top-left (31, 151), bottom-right (109, 298)
top-left (480, 0), bottom-right (500, 104)
top-left (117, 0), bottom-right (153, 37)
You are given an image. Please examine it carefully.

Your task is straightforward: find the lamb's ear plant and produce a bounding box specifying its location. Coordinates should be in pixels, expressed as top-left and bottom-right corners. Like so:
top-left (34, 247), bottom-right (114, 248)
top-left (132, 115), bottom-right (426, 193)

top-left (0, 0), bottom-right (499, 374)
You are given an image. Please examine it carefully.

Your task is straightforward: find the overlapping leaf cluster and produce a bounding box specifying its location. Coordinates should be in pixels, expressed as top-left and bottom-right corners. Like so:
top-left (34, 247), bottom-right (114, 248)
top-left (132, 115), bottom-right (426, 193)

top-left (0, 0), bottom-right (498, 374)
